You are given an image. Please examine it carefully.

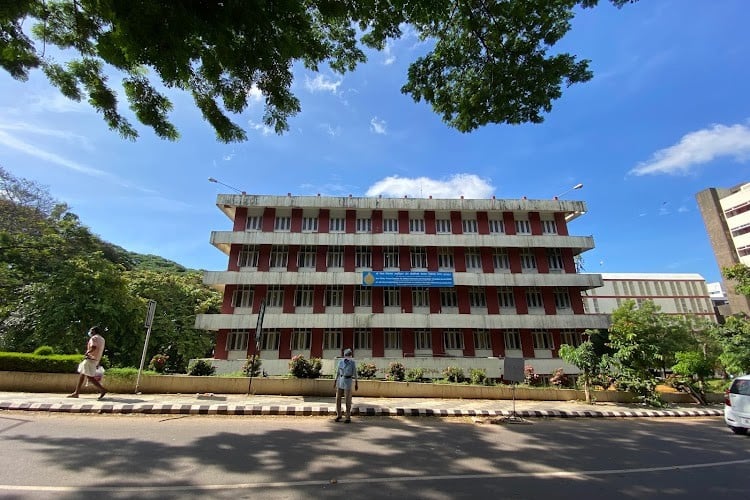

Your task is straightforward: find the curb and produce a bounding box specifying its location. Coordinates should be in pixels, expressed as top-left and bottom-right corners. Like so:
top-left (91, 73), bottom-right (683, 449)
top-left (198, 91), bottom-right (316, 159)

top-left (0, 401), bottom-right (724, 418)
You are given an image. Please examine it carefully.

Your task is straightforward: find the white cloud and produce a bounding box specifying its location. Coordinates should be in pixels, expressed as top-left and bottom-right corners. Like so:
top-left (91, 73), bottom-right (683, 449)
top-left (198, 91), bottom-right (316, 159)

top-left (304, 74), bottom-right (342, 93)
top-left (630, 123), bottom-right (750, 176)
top-left (366, 174), bottom-right (495, 199)
top-left (247, 85), bottom-right (263, 104)
top-left (0, 129), bottom-right (106, 177)
top-left (0, 121), bottom-right (94, 150)
top-left (370, 117), bottom-right (387, 135)
top-left (249, 120), bottom-right (273, 136)
top-left (29, 92), bottom-right (90, 114)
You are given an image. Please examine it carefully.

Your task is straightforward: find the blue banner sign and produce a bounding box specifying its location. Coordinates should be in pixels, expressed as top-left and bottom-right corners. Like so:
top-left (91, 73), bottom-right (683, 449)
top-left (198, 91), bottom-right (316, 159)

top-left (362, 271), bottom-right (454, 287)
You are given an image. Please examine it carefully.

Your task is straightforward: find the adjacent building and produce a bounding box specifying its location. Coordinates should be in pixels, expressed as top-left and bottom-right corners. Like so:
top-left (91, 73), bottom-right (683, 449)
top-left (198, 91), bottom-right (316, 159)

top-left (696, 183), bottom-right (750, 316)
top-left (195, 194), bottom-right (609, 376)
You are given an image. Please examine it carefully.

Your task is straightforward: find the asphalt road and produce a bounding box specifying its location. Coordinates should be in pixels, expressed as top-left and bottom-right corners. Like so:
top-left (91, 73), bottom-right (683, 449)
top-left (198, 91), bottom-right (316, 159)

top-left (0, 413), bottom-right (747, 499)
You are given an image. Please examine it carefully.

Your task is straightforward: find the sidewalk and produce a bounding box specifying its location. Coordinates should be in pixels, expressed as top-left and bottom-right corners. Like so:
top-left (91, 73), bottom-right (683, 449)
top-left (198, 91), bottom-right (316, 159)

top-left (0, 391), bottom-right (724, 418)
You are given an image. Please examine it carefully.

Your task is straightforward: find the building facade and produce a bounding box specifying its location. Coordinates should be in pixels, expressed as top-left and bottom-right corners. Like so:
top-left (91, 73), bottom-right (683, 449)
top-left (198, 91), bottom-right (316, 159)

top-left (581, 273), bottom-right (716, 322)
top-left (696, 183), bottom-right (750, 316)
top-left (195, 194), bottom-right (608, 376)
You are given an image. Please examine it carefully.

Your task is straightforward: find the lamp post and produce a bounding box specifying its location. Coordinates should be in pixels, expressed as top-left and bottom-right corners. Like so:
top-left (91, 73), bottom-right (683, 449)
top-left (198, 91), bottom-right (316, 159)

top-left (554, 183), bottom-right (583, 199)
top-left (208, 177), bottom-right (245, 194)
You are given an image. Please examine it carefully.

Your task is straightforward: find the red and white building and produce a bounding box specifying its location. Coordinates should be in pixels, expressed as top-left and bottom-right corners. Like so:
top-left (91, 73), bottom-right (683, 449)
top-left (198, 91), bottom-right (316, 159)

top-left (195, 194), bottom-right (608, 376)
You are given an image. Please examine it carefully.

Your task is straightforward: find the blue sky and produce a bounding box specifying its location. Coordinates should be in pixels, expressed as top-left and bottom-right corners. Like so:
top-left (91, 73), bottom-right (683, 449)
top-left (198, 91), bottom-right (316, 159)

top-left (1, 0), bottom-right (749, 284)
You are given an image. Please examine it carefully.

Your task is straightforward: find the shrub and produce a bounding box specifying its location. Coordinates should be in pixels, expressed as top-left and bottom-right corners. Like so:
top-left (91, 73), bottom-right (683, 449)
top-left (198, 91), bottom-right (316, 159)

top-left (524, 365), bottom-right (541, 386)
top-left (188, 359), bottom-right (216, 376)
top-left (243, 357), bottom-right (262, 377)
top-left (550, 368), bottom-right (569, 388)
top-left (148, 354), bottom-right (169, 373)
top-left (289, 355), bottom-right (322, 379)
top-left (357, 362), bottom-right (378, 379)
top-left (443, 366), bottom-right (465, 383)
top-left (405, 367), bottom-right (425, 382)
top-left (0, 352), bottom-right (80, 373)
top-left (469, 368), bottom-right (487, 385)
top-left (33, 346), bottom-right (54, 356)
top-left (386, 362), bottom-right (406, 381)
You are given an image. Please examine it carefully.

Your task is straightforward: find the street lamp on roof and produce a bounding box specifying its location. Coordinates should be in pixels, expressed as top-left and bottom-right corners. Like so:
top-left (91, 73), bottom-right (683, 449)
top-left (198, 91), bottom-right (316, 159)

top-left (554, 183), bottom-right (583, 199)
top-left (208, 177), bottom-right (245, 194)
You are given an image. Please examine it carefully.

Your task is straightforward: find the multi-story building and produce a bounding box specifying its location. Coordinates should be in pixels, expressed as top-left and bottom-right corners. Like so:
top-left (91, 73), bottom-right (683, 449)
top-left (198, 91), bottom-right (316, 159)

top-left (581, 273), bottom-right (717, 322)
top-left (696, 183), bottom-right (750, 316)
top-left (195, 194), bottom-right (608, 377)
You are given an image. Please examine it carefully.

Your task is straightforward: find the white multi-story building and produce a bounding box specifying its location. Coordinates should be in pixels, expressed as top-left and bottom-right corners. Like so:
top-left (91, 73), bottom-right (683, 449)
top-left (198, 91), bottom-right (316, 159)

top-left (195, 194), bottom-right (609, 376)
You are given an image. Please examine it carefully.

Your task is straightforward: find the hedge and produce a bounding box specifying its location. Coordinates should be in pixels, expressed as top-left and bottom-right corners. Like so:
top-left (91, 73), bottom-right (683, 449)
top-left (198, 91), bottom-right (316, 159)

top-left (0, 352), bottom-right (82, 373)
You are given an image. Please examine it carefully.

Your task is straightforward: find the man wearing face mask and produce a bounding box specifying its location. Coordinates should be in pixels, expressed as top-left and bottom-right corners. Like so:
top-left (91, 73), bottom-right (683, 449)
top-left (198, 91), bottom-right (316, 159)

top-left (67, 326), bottom-right (107, 400)
top-left (333, 348), bottom-right (358, 423)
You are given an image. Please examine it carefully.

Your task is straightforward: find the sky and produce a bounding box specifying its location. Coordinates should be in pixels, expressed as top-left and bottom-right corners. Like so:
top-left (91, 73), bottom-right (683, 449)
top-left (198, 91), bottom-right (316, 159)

top-left (1, 0), bottom-right (749, 285)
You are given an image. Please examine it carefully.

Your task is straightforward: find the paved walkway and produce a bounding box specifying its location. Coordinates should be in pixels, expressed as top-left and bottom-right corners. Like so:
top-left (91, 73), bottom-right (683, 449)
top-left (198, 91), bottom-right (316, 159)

top-left (0, 391), bottom-right (724, 418)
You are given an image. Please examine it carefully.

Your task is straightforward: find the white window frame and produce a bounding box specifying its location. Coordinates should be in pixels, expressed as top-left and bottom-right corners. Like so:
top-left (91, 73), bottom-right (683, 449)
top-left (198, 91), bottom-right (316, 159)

top-left (329, 217), bottom-right (345, 233)
top-left (246, 215), bottom-right (262, 231)
top-left (238, 245), bottom-right (259, 268)
top-left (274, 216), bottom-right (291, 231)
top-left (295, 286), bottom-right (314, 307)
top-left (498, 287), bottom-right (515, 309)
top-left (327, 246), bottom-right (343, 268)
top-left (462, 218), bottom-right (478, 233)
top-left (326, 286), bottom-right (343, 307)
top-left (493, 249), bottom-right (510, 271)
top-left (355, 247), bottom-right (372, 268)
top-left (384, 329), bottom-right (401, 349)
top-left (323, 330), bottom-right (342, 350)
top-left (444, 330), bottom-right (464, 350)
top-left (297, 245), bottom-right (316, 268)
top-left (415, 330), bottom-right (432, 350)
top-left (438, 248), bottom-right (454, 269)
top-left (520, 249), bottom-right (537, 271)
top-left (354, 330), bottom-right (372, 350)
top-left (266, 286), bottom-right (284, 307)
top-left (355, 286), bottom-right (372, 307)
top-left (489, 219), bottom-right (505, 234)
top-left (515, 219), bottom-right (531, 234)
top-left (465, 248), bottom-right (482, 269)
top-left (561, 330), bottom-right (582, 347)
top-left (356, 217), bottom-right (372, 233)
top-left (436, 219), bottom-right (452, 233)
top-left (383, 218), bottom-right (399, 233)
top-left (260, 330), bottom-right (280, 351)
top-left (440, 289), bottom-right (458, 308)
top-left (269, 246), bottom-right (288, 268)
top-left (411, 247), bottom-right (427, 269)
top-left (301, 216), bottom-right (318, 232)
top-left (383, 246), bottom-right (400, 268)
top-left (526, 288), bottom-right (544, 309)
top-left (412, 287), bottom-right (429, 308)
top-left (232, 285), bottom-right (254, 308)
top-left (409, 218), bottom-right (425, 233)
top-left (383, 287), bottom-right (400, 307)
top-left (554, 288), bottom-right (571, 310)
top-left (542, 219), bottom-right (557, 234)
top-left (504, 330), bottom-right (521, 350)
top-left (291, 329), bottom-right (311, 350)
top-left (226, 330), bottom-right (249, 351)
top-left (474, 329), bottom-right (491, 350)
top-left (548, 248), bottom-right (564, 271)
top-left (469, 287), bottom-right (486, 307)
top-left (532, 330), bottom-right (554, 350)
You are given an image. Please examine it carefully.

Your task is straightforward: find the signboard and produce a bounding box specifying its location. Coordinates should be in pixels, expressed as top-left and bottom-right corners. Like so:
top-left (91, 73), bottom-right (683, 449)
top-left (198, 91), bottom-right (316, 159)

top-left (362, 271), bottom-right (454, 287)
top-left (144, 300), bottom-right (157, 328)
top-left (503, 358), bottom-right (525, 383)
top-left (255, 299), bottom-right (266, 344)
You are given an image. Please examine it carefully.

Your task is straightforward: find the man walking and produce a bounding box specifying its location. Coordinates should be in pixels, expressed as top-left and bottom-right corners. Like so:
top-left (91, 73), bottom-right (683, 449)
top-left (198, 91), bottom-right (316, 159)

top-left (68, 326), bottom-right (107, 399)
top-left (333, 348), bottom-right (358, 423)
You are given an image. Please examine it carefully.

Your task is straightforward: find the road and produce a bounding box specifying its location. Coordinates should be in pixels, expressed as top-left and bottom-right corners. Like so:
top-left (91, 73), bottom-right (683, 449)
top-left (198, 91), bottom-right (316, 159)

top-left (0, 413), bottom-right (747, 499)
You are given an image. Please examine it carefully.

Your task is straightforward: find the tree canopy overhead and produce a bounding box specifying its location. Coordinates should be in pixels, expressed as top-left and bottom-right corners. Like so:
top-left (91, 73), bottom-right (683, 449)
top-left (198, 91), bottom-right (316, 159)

top-left (2, 0), bottom-right (634, 142)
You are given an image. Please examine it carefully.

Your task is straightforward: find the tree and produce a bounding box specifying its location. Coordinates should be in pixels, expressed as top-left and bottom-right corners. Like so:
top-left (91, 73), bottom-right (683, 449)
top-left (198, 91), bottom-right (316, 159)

top-left (711, 316), bottom-right (750, 377)
top-left (559, 331), bottom-right (605, 403)
top-left (2, 0), bottom-right (635, 142)
top-left (724, 264), bottom-right (750, 298)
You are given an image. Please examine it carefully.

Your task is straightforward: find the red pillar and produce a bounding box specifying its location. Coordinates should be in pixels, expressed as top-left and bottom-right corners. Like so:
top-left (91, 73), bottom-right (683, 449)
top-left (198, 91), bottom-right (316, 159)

top-left (477, 211), bottom-right (490, 235)
top-left (372, 210), bottom-right (383, 233)
top-left (508, 248), bottom-right (522, 274)
top-left (221, 285), bottom-right (235, 314)
top-left (372, 328), bottom-right (384, 357)
top-left (503, 212), bottom-right (516, 235)
top-left (279, 329), bottom-right (292, 358)
top-left (432, 329), bottom-right (445, 357)
top-left (372, 287), bottom-right (384, 313)
top-left (542, 288), bottom-right (556, 315)
top-left (233, 207), bottom-right (247, 231)
top-left (462, 329), bottom-right (475, 357)
top-left (454, 247), bottom-right (467, 272)
top-left (343, 285), bottom-right (354, 314)
top-left (262, 208), bottom-right (275, 232)
top-left (457, 286), bottom-right (471, 314)
top-left (291, 208), bottom-right (303, 232)
top-left (257, 245), bottom-right (271, 271)
top-left (214, 330), bottom-right (228, 359)
top-left (554, 212), bottom-right (569, 236)
top-left (514, 288), bottom-right (528, 315)
top-left (310, 329), bottom-right (323, 358)
top-left (313, 285), bottom-right (325, 313)
top-left (283, 286), bottom-right (295, 313)
top-left (491, 329), bottom-right (504, 357)
top-left (520, 329), bottom-right (535, 358)
top-left (228, 245), bottom-right (241, 271)
top-left (450, 211), bottom-right (463, 234)
top-left (424, 210), bottom-right (436, 234)
top-left (402, 328), bottom-right (415, 357)
top-left (486, 286), bottom-right (499, 314)
top-left (529, 211), bottom-right (542, 235)
top-left (535, 248), bottom-right (549, 273)
top-left (429, 288), bottom-right (441, 313)
top-left (342, 328), bottom-right (354, 352)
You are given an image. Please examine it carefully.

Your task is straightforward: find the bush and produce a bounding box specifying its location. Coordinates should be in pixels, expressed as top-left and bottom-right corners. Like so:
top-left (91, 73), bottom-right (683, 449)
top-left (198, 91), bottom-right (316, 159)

top-left (549, 368), bottom-right (569, 388)
top-left (386, 362), bottom-right (406, 381)
top-left (148, 354), bottom-right (169, 373)
top-left (243, 357), bottom-right (262, 377)
top-left (405, 367), bottom-right (425, 382)
top-left (524, 365), bottom-right (542, 386)
top-left (357, 362), bottom-right (378, 379)
top-left (289, 355), bottom-right (322, 379)
top-left (0, 352), bottom-right (80, 373)
top-left (33, 346), bottom-right (54, 356)
top-left (188, 359), bottom-right (216, 376)
top-left (469, 368), bottom-right (487, 385)
top-left (443, 366), bottom-right (465, 383)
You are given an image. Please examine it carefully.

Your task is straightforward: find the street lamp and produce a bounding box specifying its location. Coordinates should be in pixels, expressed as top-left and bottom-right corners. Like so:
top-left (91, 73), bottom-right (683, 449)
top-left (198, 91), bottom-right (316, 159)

top-left (208, 177), bottom-right (245, 194)
top-left (554, 183), bottom-right (583, 199)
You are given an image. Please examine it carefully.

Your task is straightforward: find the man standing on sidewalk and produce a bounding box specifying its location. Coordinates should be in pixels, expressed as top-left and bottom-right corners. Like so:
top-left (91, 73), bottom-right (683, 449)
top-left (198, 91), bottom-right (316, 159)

top-left (334, 348), bottom-right (358, 423)
top-left (68, 326), bottom-right (107, 400)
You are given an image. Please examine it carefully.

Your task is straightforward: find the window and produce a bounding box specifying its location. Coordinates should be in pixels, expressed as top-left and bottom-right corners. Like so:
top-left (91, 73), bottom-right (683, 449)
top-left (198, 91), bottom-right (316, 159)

top-left (498, 287), bottom-right (515, 309)
top-left (301, 216), bottom-right (318, 232)
top-left (355, 286), bottom-right (372, 307)
top-left (260, 330), bottom-right (280, 351)
top-left (504, 330), bottom-right (521, 350)
top-left (384, 246), bottom-right (400, 268)
top-left (384, 329), bottom-right (401, 349)
top-left (246, 215), bottom-right (262, 231)
top-left (520, 249), bottom-right (537, 271)
top-left (323, 330), bottom-right (341, 350)
top-left (465, 248), bottom-right (482, 269)
top-left (356, 217), bottom-right (372, 233)
top-left (266, 286), bottom-right (284, 307)
top-left (227, 330), bottom-right (249, 351)
top-left (355, 247), bottom-right (372, 268)
top-left (515, 219), bottom-right (531, 234)
top-left (739, 245), bottom-right (750, 258)
top-left (326, 286), bottom-right (343, 307)
top-left (725, 200), bottom-right (750, 218)
top-left (474, 330), bottom-right (491, 350)
top-left (383, 287), bottom-right (400, 307)
top-left (548, 248), bottom-right (564, 271)
top-left (462, 218), bottom-right (478, 233)
top-left (415, 330), bottom-right (432, 350)
top-left (489, 219), bottom-right (505, 234)
top-left (383, 218), bottom-right (398, 233)
top-left (411, 247), bottom-right (427, 269)
top-left (493, 249), bottom-right (510, 271)
top-left (238, 245), bottom-right (259, 267)
top-left (274, 216), bottom-right (291, 231)
top-left (412, 287), bottom-right (429, 308)
top-left (354, 330), bottom-right (372, 350)
top-left (438, 248), bottom-right (454, 269)
top-left (409, 218), bottom-right (425, 233)
top-left (270, 246), bottom-right (288, 268)
top-left (441, 288), bottom-right (458, 307)
top-left (554, 288), bottom-right (571, 309)
top-left (526, 287), bottom-right (544, 309)
top-left (436, 219), bottom-right (452, 233)
top-left (232, 285), bottom-right (254, 308)
top-left (444, 330), bottom-right (464, 350)
top-left (532, 330), bottom-right (554, 349)
top-left (291, 329), bottom-right (311, 350)
top-left (542, 219), bottom-right (557, 234)
top-left (327, 246), bottom-right (343, 268)
top-left (329, 217), bottom-right (345, 232)
top-left (295, 286), bottom-right (314, 307)
top-left (297, 245), bottom-right (316, 268)
top-left (469, 287), bottom-right (486, 307)
top-left (732, 222), bottom-right (750, 238)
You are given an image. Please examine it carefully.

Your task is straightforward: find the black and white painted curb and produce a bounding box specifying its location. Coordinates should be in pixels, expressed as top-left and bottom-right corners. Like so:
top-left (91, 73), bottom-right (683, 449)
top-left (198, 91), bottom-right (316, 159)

top-left (0, 401), bottom-right (723, 418)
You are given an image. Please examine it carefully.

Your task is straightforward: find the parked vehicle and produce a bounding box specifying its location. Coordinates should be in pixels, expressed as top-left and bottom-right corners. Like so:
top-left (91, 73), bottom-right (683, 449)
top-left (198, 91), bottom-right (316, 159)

top-left (724, 374), bottom-right (750, 435)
